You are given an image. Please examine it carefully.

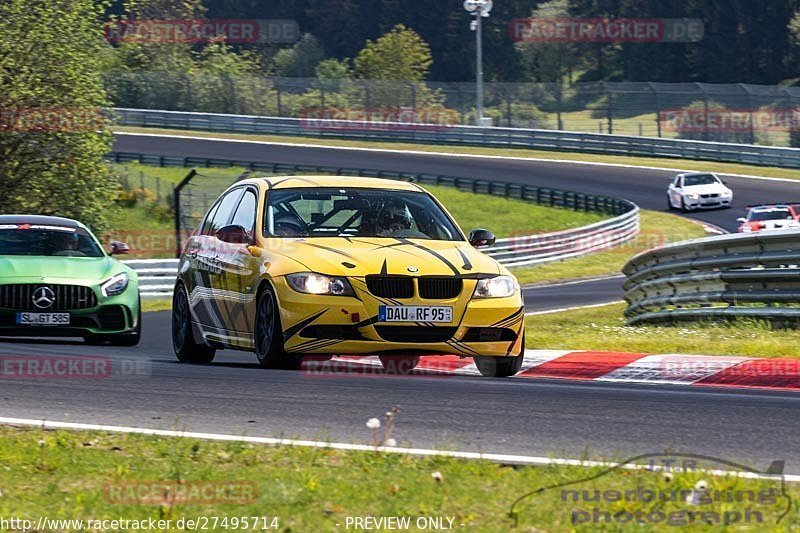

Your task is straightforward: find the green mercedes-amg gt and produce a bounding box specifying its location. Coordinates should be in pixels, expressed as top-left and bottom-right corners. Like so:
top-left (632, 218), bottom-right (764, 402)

top-left (0, 215), bottom-right (141, 345)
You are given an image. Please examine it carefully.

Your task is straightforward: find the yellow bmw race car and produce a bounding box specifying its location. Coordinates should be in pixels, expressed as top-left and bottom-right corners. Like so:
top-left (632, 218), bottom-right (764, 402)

top-left (172, 176), bottom-right (525, 377)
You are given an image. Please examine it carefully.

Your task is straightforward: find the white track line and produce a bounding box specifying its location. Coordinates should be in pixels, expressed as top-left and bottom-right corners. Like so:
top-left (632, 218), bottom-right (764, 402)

top-left (115, 131), bottom-right (800, 184)
top-left (523, 274), bottom-right (625, 289)
top-left (524, 300), bottom-right (623, 316)
top-left (1, 416), bottom-right (796, 482)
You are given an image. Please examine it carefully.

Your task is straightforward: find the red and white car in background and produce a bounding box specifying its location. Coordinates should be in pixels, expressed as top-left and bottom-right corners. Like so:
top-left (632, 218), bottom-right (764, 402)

top-left (736, 204), bottom-right (800, 233)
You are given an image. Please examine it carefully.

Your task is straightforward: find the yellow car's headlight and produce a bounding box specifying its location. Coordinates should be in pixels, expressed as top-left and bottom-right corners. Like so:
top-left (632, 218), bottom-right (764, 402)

top-left (473, 275), bottom-right (516, 298)
top-left (286, 273), bottom-right (354, 296)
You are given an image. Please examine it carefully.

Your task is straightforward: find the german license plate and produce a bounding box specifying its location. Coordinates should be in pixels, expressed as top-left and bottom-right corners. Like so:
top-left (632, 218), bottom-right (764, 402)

top-left (16, 312), bottom-right (70, 326)
top-left (379, 306), bottom-right (452, 323)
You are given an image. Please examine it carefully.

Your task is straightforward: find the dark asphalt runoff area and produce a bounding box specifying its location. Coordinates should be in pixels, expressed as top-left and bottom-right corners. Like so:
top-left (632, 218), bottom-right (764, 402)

top-left (1, 311), bottom-right (799, 474)
top-left (522, 276), bottom-right (625, 313)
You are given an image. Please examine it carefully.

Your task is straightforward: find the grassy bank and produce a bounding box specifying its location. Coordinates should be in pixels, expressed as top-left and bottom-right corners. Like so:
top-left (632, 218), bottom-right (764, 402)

top-left (525, 302), bottom-right (799, 359)
top-left (116, 126), bottom-right (800, 180)
top-left (106, 163), bottom-right (607, 239)
top-left (512, 210), bottom-right (708, 285)
top-left (1, 425), bottom-right (795, 531)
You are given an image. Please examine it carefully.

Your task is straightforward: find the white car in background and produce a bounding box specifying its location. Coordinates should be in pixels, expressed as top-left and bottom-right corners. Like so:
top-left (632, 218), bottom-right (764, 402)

top-left (667, 172), bottom-right (733, 212)
top-left (737, 205), bottom-right (800, 233)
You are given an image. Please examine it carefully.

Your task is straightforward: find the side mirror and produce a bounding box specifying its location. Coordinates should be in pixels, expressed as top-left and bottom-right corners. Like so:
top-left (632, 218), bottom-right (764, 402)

top-left (109, 241), bottom-right (130, 255)
top-left (216, 224), bottom-right (250, 244)
top-left (469, 228), bottom-right (496, 248)
top-left (736, 218), bottom-right (746, 224)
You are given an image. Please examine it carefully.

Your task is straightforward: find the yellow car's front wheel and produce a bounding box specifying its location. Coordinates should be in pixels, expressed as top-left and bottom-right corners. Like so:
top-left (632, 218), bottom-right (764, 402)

top-left (255, 285), bottom-right (303, 370)
top-left (473, 333), bottom-right (525, 377)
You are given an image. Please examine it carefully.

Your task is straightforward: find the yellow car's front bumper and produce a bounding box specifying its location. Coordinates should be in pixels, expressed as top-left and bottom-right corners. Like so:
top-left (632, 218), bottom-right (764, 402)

top-left (273, 276), bottom-right (525, 357)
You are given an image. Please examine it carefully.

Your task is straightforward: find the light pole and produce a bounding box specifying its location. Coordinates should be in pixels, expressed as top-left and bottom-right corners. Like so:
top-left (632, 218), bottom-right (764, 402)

top-left (464, 0), bottom-right (493, 126)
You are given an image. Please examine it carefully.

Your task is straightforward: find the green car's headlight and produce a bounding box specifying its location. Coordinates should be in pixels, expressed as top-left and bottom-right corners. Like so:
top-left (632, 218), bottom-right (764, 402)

top-left (473, 275), bottom-right (517, 298)
top-left (286, 273), bottom-right (354, 296)
top-left (101, 272), bottom-right (129, 297)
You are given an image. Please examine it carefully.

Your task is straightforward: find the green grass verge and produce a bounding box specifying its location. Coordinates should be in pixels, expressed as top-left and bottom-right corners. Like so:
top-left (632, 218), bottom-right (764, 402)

top-left (117, 126), bottom-right (800, 180)
top-left (525, 302), bottom-right (799, 359)
top-left (1, 425), bottom-right (795, 530)
top-left (511, 210), bottom-right (708, 285)
top-left (141, 298), bottom-right (171, 313)
top-left (106, 163), bottom-right (606, 238)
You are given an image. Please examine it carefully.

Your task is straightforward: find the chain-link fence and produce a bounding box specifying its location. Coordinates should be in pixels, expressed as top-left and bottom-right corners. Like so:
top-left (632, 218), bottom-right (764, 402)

top-left (105, 72), bottom-right (800, 146)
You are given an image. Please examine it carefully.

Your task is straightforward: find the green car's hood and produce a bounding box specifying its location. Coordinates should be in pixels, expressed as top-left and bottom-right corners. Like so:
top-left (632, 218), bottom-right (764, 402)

top-left (0, 256), bottom-right (127, 284)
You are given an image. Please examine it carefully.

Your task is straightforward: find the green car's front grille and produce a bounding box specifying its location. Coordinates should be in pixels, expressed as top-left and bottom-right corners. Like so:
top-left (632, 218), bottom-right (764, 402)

top-left (0, 284), bottom-right (98, 311)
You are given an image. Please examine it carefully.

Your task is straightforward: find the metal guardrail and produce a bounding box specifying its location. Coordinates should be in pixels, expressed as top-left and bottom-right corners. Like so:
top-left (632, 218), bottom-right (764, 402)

top-left (623, 230), bottom-right (800, 325)
top-left (114, 108), bottom-right (800, 169)
top-left (123, 259), bottom-right (177, 298)
top-left (111, 152), bottom-right (639, 297)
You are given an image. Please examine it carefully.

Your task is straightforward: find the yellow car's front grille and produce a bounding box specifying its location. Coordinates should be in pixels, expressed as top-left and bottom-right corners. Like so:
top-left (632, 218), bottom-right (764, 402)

top-left (365, 275), bottom-right (414, 299)
top-left (418, 277), bottom-right (462, 299)
top-left (364, 276), bottom-right (463, 300)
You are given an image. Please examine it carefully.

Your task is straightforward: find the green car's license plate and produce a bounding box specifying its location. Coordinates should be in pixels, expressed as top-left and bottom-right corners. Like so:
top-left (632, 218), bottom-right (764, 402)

top-left (16, 312), bottom-right (70, 326)
top-left (379, 306), bottom-right (452, 323)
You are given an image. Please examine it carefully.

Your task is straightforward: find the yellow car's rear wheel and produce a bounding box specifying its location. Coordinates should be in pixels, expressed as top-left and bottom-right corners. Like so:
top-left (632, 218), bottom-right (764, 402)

top-left (172, 285), bottom-right (215, 364)
top-left (255, 285), bottom-right (303, 370)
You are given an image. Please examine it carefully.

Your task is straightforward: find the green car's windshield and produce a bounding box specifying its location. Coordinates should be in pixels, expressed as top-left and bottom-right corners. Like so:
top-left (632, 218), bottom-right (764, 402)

top-left (0, 224), bottom-right (104, 257)
top-left (264, 188), bottom-right (463, 241)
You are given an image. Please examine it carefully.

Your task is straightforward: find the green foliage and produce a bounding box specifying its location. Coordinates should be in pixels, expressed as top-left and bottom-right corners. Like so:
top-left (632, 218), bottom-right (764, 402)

top-left (272, 34), bottom-right (326, 77)
top-left (106, 0), bottom-right (268, 114)
top-left (515, 0), bottom-right (575, 83)
top-left (0, 0), bottom-right (117, 231)
top-left (355, 24), bottom-right (432, 82)
top-left (352, 24), bottom-right (441, 108)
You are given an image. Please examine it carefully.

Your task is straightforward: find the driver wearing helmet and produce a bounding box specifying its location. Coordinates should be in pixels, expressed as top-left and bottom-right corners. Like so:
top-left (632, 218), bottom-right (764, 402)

top-left (51, 230), bottom-right (82, 256)
top-left (376, 200), bottom-right (414, 237)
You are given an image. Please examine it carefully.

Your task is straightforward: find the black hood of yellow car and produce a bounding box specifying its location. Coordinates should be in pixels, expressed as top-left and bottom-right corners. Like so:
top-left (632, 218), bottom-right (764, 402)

top-left (279, 237), bottom-right (502, 278)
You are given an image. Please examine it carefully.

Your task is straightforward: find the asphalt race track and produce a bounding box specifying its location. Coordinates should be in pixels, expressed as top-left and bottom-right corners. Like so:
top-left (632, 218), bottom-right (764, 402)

top-left (115, 132), bottom-right (800, 232)
top-left (1, 134), bottom-right (798, 474)
top-left (522, 276), bottom-right (624, 313)
top-left (1, 312), bottom-right (799, 473)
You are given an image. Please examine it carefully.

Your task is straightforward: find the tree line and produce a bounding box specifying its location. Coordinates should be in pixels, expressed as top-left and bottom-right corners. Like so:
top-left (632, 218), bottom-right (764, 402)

top-left (188, 0), bottom-right (800, 85)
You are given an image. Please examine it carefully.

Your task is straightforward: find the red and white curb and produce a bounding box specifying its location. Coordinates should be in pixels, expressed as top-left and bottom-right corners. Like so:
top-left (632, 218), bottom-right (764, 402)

top-left (305, 350), bottom-right (800, 391)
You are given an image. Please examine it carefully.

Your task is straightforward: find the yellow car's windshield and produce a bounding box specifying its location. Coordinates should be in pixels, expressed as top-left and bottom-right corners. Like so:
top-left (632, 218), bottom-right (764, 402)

top-left (264, 188), bottom-right (462, 241)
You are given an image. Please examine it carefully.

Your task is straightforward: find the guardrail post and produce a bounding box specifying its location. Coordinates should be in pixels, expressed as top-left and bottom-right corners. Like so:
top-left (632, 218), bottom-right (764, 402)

top-left (173, 169), bottom-right (197, 258)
